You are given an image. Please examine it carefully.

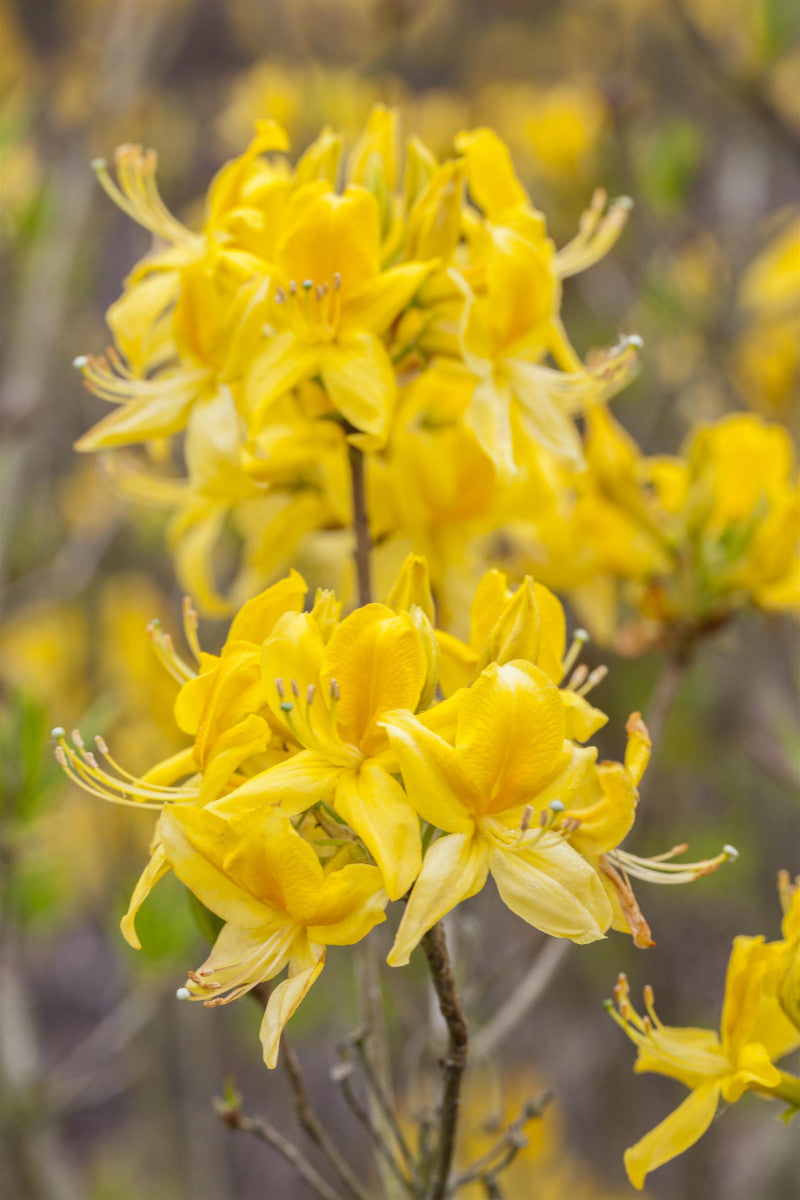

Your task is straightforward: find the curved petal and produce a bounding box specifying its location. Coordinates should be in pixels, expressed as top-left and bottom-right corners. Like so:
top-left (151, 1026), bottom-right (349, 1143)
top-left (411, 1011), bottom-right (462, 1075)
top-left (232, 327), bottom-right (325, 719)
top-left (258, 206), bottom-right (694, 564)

top-left (623, 1081), bottom-right (721, 1190)
top-left (120, 842), bottom-right (170, 949)
top-left (388, 832), bottom-right (489, 966)
top-left (457, 662), bottom-right (566, 813)
top-left (245, 332), bottom-right (319, 425)
top-left (320, 331), bottom-right (396, 445)
top-left (260, 941), bottom-right (326, 1069)
top-left (323, 606), bottom-right (427, 754)
top-left (309, 863), bottom-right (388, 945)
top-left (216, 751), bottom-right (342, 816)
top-left (488, 835), bottom-right (611, 943)
top-left (381, 710), bottom-right (475, 833)
top-left (333, 763), bottom-right (422, 901)
top-left (228, 570), bottom-right (307, 644)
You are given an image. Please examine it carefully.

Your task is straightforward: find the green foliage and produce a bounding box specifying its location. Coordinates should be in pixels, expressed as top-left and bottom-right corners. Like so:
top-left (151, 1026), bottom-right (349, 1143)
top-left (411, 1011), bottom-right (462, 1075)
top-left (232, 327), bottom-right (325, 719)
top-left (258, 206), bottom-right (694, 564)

top-left (638, 118), bottom-right (704, 213)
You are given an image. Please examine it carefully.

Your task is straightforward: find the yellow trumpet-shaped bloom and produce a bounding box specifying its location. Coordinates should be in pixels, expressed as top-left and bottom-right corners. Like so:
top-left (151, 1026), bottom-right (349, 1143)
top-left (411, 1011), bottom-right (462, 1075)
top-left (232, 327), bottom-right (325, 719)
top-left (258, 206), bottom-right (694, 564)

top-left (219, 601), bottom-right (428, 899)
top-left (244, 181), bottom-right (432, 448)
top-left (381, 660), bottom-right (614, 964)
top-left (435, 568), bottom-right (608, 742)
top-left (162, 804), bottom-right (386, 1067)
top-left (610, 931), bottom-right (800, 1189)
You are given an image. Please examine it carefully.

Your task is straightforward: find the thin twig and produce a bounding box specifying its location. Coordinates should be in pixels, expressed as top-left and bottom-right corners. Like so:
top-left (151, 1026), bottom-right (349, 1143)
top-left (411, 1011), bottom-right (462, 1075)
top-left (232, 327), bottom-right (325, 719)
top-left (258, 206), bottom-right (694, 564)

top-left (248, 984), bottom-right (371, 1200)
top-left (349, 1030), bottom-right (420, 1184)
top-left (347, 438), bottom-right (373, 607)
top-left (331, 1060), bottom-right (416, 1197)
top-left (470, 941), bottom-right (568, 1061)
top-left (420, 922), bottom-right (469, 1200)
top-left (450, 1093), bottom-right (552, 1192)
top-left (282, 1037), bottom-right (373, 1200)
top-left (218, 1104), bottom-right (344, 1200)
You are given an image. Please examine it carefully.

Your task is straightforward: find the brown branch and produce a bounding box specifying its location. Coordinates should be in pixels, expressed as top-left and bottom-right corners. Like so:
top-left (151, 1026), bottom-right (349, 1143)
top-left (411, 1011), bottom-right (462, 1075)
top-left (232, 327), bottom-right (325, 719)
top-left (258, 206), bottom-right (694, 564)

top-left (248, 984), bottom-right (370, 1200)
top-left (420, 922), bottom-right (469, 1200)
top-left (450, 1092), bottom-right (551, 1192)
top-left (218, 1103), bottom-right (344, 1200)
top-left (282, 1037), bottom-right (373, 1200)
top-left (331, 1059), bottom-right (416, 1197)
top-left (348, 439), bottom-right (373, 606)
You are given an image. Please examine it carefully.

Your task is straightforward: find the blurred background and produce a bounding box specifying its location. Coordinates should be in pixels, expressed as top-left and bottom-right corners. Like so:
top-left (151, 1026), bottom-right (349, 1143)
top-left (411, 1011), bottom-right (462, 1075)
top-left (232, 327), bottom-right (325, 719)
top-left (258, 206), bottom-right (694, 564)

top-left (1, 1), bottom-right (798, 1197)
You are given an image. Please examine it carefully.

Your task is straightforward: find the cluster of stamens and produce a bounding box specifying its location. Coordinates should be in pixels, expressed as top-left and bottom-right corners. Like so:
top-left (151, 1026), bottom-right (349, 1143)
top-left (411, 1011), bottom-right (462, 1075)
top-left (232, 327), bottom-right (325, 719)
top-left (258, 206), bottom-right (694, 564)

top-left (274, 676), bottom-right (356, 763)
top-left (556, 189), bottom-right (634, 279)
top-left (606, 842), bottom-right (738, 885)
top-left (52, 727), bottom-right (198, 809)
top-left (270, 273), bottom-right (344, 340)
top-left (561, 627), bottom-right (608, 697)
top-left (91, 145), bottom-right (199, 248)
top-left (604, 972), bottom-right (662, 1046)
top-left (73, 347), bottom-right (206, 406)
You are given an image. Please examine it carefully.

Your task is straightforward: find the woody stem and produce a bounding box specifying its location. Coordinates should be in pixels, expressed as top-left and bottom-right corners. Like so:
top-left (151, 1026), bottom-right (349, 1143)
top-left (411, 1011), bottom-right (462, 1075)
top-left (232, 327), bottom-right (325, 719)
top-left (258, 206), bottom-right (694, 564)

top-left (347, 436), bottom-right (405, 1199)
top-left (348, 438), bottom-right (373, 606)
top-left (420, 922), bottom-right (469, 1200)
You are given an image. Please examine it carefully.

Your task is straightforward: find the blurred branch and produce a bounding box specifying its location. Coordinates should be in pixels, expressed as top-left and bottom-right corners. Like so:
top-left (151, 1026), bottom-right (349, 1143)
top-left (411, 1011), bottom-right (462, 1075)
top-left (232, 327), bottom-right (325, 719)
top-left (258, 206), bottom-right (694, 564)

top-left (470, 939), bottom-right (568, 1061)
top-left (666, 0), bottom-right (800, 161)
top-left (217, 1093), bottom-right (344, 1200)
top-left (282, 1034), bottom-right (374, 1200)
top-left (250, 983), bottom-right (373, 1200)
top-left (332, 1052), bottom-right (416, 1198)
top-left (48, 989), bottom-right (159, 1112)
top-left (450, 1091), bottom-right (552, 1194)
top-left (645, 648), bottom-right (692, 747)
top-left (420, 922), bottom-right (469, 1200)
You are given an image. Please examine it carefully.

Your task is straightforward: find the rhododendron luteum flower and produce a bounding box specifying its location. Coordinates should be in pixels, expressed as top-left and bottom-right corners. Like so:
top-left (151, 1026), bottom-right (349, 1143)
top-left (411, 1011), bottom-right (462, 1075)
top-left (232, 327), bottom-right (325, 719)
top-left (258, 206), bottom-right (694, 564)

top-left (609, 882), bottom-right (800, 1189)
top-left (165, 804), bottom-right (387, 1068)
top-left (502, 408), bottom-right (800, 650)
top-left (54, 558), bottom-right (735, 1063)
top-left (73, 108), bottom-right (639, 612)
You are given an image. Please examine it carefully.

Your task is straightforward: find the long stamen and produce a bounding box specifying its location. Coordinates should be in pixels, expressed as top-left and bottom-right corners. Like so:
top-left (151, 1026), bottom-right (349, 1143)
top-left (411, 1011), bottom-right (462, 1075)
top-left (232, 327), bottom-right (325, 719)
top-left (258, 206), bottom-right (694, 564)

top-left (561, 627), bottom-right (589, 677)
top-left (182, 596), bottom-right (203, 663)
top-left (53, 728), bottom-right (198, 806)
top-left (148, 618), bottom-right (195, 683)
top-left (576, 664), bottom-right (607, 697)
top-left (608, 843), bottom-right (738, 885)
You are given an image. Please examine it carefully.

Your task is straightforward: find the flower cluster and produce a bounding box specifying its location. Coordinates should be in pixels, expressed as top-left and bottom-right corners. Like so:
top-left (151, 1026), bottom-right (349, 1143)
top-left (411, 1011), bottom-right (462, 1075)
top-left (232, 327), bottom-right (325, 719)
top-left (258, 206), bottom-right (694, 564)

top-left (73, 108), bottom-right (638, 613)
top-left (608, 873), bottom-right (800, 1189)
top-left (54, 556), bottom-right (734, 1066)
top-left (498, 408), bottom-right (800, 651)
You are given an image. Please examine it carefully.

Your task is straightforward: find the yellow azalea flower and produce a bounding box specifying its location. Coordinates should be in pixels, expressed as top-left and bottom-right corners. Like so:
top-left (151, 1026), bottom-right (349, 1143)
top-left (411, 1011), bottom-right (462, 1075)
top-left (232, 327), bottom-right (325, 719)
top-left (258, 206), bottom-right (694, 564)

top-left (219, 602), bottom-right (428, 900)
top-left (381, 660), bottom-right (615, 964)
top-left (243, 180), bottom-right (432, 448)
top-left (74, 125), bottom-right (291, 451)
top-left (609, 936), bottom-right (800, 1189)
top-left (435, 567), bottom-right (608, 742)
top-left (161, 804), bottom-right (386, 1067)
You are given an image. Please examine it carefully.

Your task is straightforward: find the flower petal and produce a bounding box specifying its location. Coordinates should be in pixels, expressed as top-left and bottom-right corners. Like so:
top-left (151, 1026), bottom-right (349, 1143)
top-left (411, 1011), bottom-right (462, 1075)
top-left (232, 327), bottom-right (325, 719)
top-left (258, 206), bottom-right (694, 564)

top-left (623, 1081), bottom-right (721, 1190)
top-left (381, 709), bottom-right (475, 833)
top-left (333, 763), bottom-right (422, 901)
top-left (260, 941), bottom-right (326, 1069)
top-left (387, 832), bottom-right (489, 966)
top-left (488, 835), bottom-right (611, 943)
top-left (120, 843), bottom-right (170, 949)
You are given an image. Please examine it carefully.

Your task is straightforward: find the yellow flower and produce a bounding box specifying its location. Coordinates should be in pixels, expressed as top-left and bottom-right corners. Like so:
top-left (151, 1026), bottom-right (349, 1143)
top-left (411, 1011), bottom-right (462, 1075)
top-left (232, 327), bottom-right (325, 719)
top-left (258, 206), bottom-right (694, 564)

top-left (381, 660), bottom-right (615, 964)
top-left (162, 804), bottom-right (386, 1067)
top-left (443, 128), bottom-right (640, 477)
top-left (221, 601), bottom-right (429, 899)
top-left (609, 934), bottom-right (800, 1189)
top-left (435, 567), bottom-right (608, 741)
top-left (243, 180), bottom-right (432, 448)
